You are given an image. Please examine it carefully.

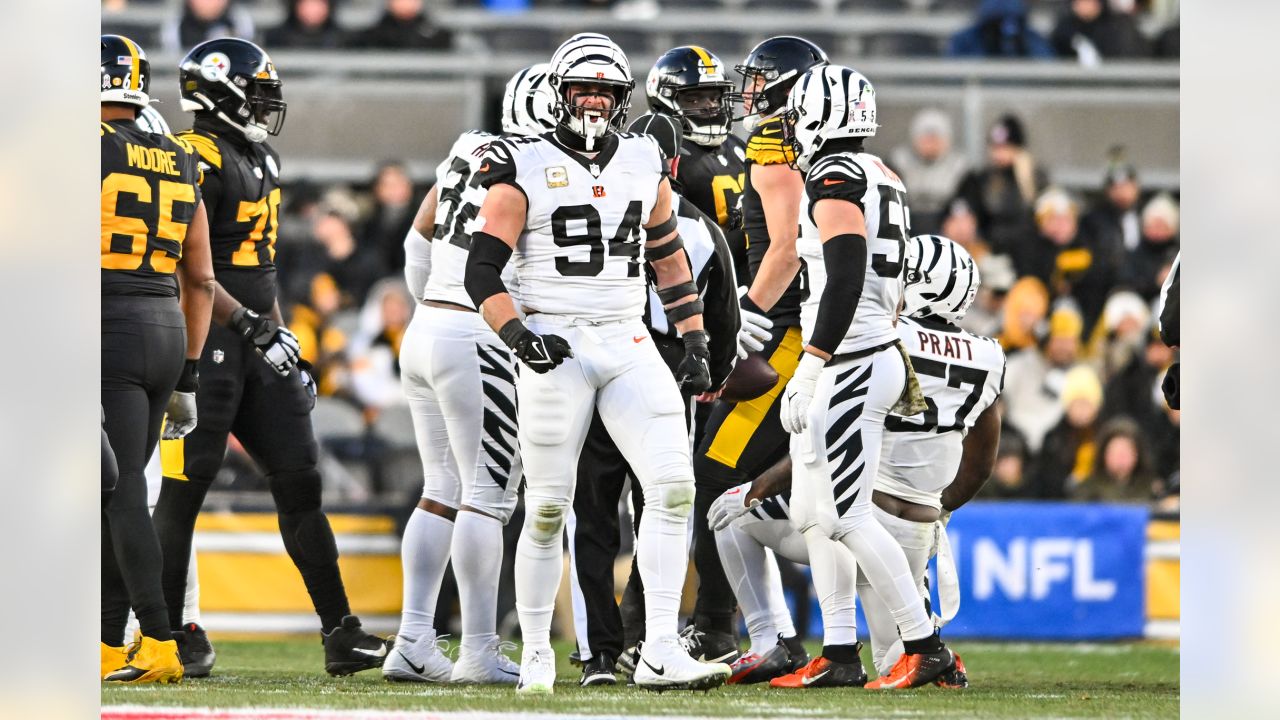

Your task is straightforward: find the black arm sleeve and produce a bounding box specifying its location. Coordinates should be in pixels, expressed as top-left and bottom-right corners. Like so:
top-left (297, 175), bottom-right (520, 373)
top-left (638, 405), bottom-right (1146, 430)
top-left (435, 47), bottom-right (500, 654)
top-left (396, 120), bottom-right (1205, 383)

top-left (808, 233), bottom-right (868, 356)
top-left (464, 231), bottom-right (513, 307)
top-left (700, 219), bottom-right (742, 390)
top-left (471, 138), bottom-right (527, 199)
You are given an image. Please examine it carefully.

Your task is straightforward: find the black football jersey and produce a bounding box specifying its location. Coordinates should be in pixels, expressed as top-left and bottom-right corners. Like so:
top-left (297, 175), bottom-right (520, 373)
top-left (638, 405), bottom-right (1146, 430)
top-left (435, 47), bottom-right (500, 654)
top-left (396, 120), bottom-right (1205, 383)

top-left (101, 120), bottom-right (203, 298)
top-left (177, 120), bottom-right (282, 313)
top-left (676, 135), bottom-right (748, 286)
top-left (742, 116), bottom-right (805, 326)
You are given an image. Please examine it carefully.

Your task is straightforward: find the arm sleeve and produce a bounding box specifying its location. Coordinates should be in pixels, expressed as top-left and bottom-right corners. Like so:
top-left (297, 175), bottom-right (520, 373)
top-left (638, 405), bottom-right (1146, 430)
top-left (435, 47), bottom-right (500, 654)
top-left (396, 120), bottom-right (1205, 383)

top-left (700, 220), bottom-right (742, 390)
top-left (808, 233), bottom-right (868, 356)
top-left (403, 226), bottom-right (432, 303)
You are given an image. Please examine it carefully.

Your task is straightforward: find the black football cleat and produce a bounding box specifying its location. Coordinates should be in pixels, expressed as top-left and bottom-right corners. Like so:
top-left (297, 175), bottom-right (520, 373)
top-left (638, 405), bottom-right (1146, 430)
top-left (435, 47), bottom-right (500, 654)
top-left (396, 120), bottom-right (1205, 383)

top-left (580, 651), bottom-right (618, 686)
top-left (934, 651), bottom-right (969, 688)
top-left (322, 615), bottom-right (390, 676)
top-left (779, 634), bottom-right (810, 672)
top-left (173, 623), bottom-right (216, 678)
top-left (867, 646), bottom-right (955, 689)
top-left (727, 643), bottom-right (792, 684)
top-left (678, 625), bottom-right (739, 664)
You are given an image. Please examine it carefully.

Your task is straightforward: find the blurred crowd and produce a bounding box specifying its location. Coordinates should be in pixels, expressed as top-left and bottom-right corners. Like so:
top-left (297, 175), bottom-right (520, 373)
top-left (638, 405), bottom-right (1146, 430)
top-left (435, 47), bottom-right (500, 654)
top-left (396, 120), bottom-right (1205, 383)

top-left (103, 0), bottom-right (1178, 62)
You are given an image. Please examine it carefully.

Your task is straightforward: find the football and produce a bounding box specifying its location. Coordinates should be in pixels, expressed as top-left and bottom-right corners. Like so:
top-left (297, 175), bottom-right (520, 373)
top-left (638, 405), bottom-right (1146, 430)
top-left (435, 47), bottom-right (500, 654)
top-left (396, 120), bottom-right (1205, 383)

top-left (720, 352), bottom-right (780, 403)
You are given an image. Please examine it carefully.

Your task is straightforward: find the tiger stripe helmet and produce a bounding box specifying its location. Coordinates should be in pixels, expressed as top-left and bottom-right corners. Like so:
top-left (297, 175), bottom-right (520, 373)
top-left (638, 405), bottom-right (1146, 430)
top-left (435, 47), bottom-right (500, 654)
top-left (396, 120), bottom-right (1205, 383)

top-left (547, 33), bottom-right (634, 150)
top-left (501, 64), bottom-right (556, 136)
top-left (903, 234), bottom-right (981, 324)
top-left (782, 64), bottom-right (878, 171)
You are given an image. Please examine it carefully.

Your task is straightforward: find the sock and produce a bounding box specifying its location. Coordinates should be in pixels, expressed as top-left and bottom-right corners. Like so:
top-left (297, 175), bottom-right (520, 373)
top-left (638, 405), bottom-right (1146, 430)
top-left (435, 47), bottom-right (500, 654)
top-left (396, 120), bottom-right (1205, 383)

top-left (514, 500), bottom-right (566, 651)
top-left (838, 511), bottom-right (933, 643)
top-left (801, 527), bottom-right (858, 647)
top-left (764, 549), bottom-right (798, 641)
top-left (452, 510), bottom-right (502, 654)
top-left (902, 631), bottom-right (943, 655)
top-left (399, 507), bottom-right (455, 641)
top-left (182, 542), bottom-right (202, 625)
top-left (714, 522), bottom-right (776, 655)
top-left (637, 489), bottom-right (690, 641)
top-left (823, 643), bottom-right (860, 664)
top-left (866, 508), bottom-right (937, 670)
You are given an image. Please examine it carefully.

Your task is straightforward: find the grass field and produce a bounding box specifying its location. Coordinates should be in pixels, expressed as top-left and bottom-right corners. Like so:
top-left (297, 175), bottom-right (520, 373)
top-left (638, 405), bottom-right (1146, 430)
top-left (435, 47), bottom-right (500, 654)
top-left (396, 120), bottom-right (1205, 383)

top-left (102, 637), bottom-right (1179, 719)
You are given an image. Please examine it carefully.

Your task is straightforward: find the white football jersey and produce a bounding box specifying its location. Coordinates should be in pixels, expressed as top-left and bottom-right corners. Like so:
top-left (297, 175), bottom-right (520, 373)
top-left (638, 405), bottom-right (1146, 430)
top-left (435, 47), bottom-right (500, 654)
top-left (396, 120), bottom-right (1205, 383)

top-left (797, 151), bottom-right (909, 354)
top-left (876, 316), bottom-right (1006, 507)
top-left (422, 130), bottom-right (519, 309)
top-left (646, 194), bottom-right (719, 336)
top-left (473, 132), bottom-right (665, 322)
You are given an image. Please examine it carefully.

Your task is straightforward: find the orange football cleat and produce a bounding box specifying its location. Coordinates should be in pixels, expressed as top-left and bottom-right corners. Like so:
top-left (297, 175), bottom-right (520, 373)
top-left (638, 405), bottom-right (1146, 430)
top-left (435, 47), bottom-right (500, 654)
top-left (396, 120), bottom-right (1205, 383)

top-left (866, 647), bottom-right (955, 689)
top-left (769, 655), bottom-right (866, 688)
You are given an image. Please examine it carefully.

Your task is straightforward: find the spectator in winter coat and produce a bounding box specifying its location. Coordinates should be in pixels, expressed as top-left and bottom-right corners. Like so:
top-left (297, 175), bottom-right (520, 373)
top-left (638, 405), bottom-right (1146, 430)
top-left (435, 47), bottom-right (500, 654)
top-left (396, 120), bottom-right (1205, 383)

top-left (951, 114), bottom-right (1048, 257)
top-left (1050, 0), bottom-right (1150, 63)
top-left (161, 0), bottom-right (255, 54)
top-left (264, 0), bottom-right (349, 49)
top-left (350, 0), bottom-right (452, 50)
top-left (948, 0), bottom-right (1056, 59)
top-left (889, 109), bottom-right (969, 236)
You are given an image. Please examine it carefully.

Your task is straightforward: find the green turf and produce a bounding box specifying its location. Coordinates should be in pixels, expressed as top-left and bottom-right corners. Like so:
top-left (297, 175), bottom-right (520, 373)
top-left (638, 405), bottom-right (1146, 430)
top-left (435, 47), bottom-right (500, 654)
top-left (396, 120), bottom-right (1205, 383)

top-left (102, 638), bottom-right (1179, 718)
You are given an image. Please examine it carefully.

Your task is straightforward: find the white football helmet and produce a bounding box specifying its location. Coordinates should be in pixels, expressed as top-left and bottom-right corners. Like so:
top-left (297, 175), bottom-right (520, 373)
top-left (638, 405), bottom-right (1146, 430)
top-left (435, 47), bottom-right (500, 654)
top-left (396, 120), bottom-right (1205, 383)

top-left (782, 64), bottom-right (878, 171)
top-left (547, 33), bottom-right (634, 150)
top-left (501, 63), bottom-right (556, 136)
top-left (903, 234), bottom-right (980, 325)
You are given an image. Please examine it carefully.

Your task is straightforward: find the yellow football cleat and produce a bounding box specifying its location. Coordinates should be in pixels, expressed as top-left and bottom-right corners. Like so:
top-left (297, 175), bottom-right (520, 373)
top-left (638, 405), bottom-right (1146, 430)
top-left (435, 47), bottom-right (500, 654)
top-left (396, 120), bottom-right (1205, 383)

top-left (102, 636), bottom-right (184, 684)
top-left (100, 643), bottom-right (128, 679)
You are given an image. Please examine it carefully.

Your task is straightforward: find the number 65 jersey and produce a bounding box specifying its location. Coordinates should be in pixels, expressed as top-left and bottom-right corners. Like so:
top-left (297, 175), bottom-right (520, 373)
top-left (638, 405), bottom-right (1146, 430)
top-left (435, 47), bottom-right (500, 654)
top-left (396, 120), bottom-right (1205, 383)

top-left (472, 132), bottom-right (666, 322)
top-left (797, 151), bottom-right (910, 355)
top-left (878, 315), bottom-right (1006, 508)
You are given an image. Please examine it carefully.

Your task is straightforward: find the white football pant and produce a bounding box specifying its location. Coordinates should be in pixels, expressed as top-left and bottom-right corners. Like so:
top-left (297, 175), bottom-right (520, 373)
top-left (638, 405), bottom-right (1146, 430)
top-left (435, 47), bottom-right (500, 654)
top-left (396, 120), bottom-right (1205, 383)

top-left (515, 316), bottom-right (694, 652)
top-left (398, 306), bottom-right (521, 650)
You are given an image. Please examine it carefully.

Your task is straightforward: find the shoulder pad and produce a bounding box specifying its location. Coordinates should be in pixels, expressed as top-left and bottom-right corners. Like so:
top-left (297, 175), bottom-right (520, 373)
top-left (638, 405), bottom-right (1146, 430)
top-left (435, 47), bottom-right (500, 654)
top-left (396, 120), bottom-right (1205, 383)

top-left (178, 131), bottom-right (222, 169)
top-left (100, 122), bottom-right (115, 136)
top-left (165, 133), bottom-right (196, 155)
top-left (805, 154), bottom-right (868, 207)
top-left (745, 119), bottom-right (794, 166)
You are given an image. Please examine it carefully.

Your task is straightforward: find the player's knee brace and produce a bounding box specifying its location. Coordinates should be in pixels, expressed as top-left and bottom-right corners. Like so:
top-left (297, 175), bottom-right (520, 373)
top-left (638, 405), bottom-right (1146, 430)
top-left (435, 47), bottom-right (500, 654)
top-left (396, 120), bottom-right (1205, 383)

top-left (522, 498), bottom-right (568, 545)
top-left (267, 468), bottom-right (322, 515)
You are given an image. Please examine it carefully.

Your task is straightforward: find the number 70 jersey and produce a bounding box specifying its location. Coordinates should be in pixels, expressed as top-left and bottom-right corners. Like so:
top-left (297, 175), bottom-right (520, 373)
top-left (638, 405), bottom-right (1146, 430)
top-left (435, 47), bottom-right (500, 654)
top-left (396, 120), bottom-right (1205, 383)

top-left (797, 151), bottom-right (910, 354)
top-left (472, 132), bottom-right (666, 322)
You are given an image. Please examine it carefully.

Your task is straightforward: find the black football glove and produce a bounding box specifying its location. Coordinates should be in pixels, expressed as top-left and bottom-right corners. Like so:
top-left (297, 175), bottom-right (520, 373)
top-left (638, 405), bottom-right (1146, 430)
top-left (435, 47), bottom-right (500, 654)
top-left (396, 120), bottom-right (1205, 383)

top-left (230, 307), bottom-right (301, 376)
top-left (297, 359), bottom-right (318, 411)
top-left (675, 330), bottom-right (712, 394)
top-left (498, 319), bottom-right (573, 374)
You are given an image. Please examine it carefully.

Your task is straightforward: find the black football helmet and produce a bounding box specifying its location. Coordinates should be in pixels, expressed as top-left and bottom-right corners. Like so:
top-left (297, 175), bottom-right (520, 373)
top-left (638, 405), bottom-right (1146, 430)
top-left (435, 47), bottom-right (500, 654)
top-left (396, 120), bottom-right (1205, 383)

top-left (101, 34), bottom-right (151, 111)
top-left (645, 46), bottom-right (735, 148)
top-left (734, 36), bottom-right (828, 127)
top-left (179, 38), bottom-right (286, 143)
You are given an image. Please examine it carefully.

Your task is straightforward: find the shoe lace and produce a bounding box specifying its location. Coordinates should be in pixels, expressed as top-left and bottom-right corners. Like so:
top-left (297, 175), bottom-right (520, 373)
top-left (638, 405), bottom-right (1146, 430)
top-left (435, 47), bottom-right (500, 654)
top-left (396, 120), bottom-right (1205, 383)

top-left (492, 639), bottom-right (518, 657)
top-left (677, 625), bottom-right (705, 654)
top-left (433, 634), bottom-right (456, 660)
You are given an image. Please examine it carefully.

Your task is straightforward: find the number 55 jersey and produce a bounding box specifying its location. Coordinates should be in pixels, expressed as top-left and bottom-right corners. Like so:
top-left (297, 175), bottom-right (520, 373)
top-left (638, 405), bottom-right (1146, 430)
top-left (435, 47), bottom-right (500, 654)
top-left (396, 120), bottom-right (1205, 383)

top-left (472, 131), bottom-right (667, 322)
top-left (879, 315), bottom-right (1006, 508)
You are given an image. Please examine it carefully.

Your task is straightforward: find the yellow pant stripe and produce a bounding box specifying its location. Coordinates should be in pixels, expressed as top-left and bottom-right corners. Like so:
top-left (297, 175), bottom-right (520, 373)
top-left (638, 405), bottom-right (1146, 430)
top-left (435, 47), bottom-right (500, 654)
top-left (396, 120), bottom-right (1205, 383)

top-left (160, 436), bottom-right (187, 481)
top-left (705, 325), bottom-right (803, 468)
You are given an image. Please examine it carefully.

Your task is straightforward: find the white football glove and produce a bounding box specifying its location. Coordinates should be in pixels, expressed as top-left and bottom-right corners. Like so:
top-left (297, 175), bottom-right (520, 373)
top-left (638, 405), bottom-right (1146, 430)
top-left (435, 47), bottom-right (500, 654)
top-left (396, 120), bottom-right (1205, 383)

top-left (259, 326), bottom-right (302, 376)
top-left (779, 353), bottom-right (825, 434)
top-left (162, 391), bottom-right (198, 440)
top-left (736, 287), bottom-right (774, 359)
top-left (708, 482), bottom-right (763, 532)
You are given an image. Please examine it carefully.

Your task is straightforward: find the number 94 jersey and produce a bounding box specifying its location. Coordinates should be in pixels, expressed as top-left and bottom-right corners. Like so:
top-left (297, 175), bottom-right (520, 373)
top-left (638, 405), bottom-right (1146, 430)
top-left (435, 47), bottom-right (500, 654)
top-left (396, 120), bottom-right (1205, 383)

top-left (798, 151), bottom-right (910, 355)
top-left (878, 316), bottom-right (1006, 508)
top-left (472, 132), bottom-right (665, 322)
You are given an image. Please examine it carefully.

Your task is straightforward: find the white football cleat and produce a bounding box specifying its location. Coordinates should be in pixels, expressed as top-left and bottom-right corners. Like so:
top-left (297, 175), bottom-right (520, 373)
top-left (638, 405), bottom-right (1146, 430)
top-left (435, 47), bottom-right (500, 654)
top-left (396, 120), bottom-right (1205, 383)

top-left (382, 633), bottom-right (454, 683)
top-left (451, 637), bottom-right (520, 684)
top-left (516, 646), bottom-right (556, 695)
top-left (634, 634), bottom-right (732, 691)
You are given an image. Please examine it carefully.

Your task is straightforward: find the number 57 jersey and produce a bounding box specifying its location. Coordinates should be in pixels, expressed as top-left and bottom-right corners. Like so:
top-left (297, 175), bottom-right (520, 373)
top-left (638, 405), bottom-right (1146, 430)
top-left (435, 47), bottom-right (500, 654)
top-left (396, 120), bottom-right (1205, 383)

top-left (878, 315), bottom-right (1006, 508)
top-left (472, 132), bottom-right (666, 322)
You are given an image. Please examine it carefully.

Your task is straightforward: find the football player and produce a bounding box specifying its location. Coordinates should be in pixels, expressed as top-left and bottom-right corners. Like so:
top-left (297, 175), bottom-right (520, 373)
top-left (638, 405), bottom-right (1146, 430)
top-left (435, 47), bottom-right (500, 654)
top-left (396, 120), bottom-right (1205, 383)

top-left (686, 35), bottom-right (828, 666)
top-left (645, 46), bottom-right (747, 278)
top-left (710, 235), bottom-right (1002, 688)
top-left (565, 112), bottom-right (741, 687)
top-left (771, 64), bottom-right (955, 689)
top-left (463, 33), bottom-right (731, 694)
top-left (382, 64), bottom-right (556, 686)
top-left (100, 34), bottom-right (215, 683)
top-left (151, 38), bottom-right (388, 676)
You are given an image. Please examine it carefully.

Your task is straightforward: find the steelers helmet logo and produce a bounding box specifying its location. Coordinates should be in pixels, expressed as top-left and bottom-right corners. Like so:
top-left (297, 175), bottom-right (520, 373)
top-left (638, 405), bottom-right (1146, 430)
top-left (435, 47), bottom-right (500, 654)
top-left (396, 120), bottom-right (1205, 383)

top-left (200, 52), bottom-right (231, 82)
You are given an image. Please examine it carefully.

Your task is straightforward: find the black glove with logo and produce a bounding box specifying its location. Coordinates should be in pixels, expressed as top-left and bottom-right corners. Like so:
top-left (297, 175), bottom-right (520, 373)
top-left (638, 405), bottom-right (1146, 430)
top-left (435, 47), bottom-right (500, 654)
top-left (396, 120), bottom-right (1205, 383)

top-left (498, 319), bottom-right (573, 374)
top-left (230, 306), bottom-right (301, 376)
top-left (675, 329), bottom-right (712, 393)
